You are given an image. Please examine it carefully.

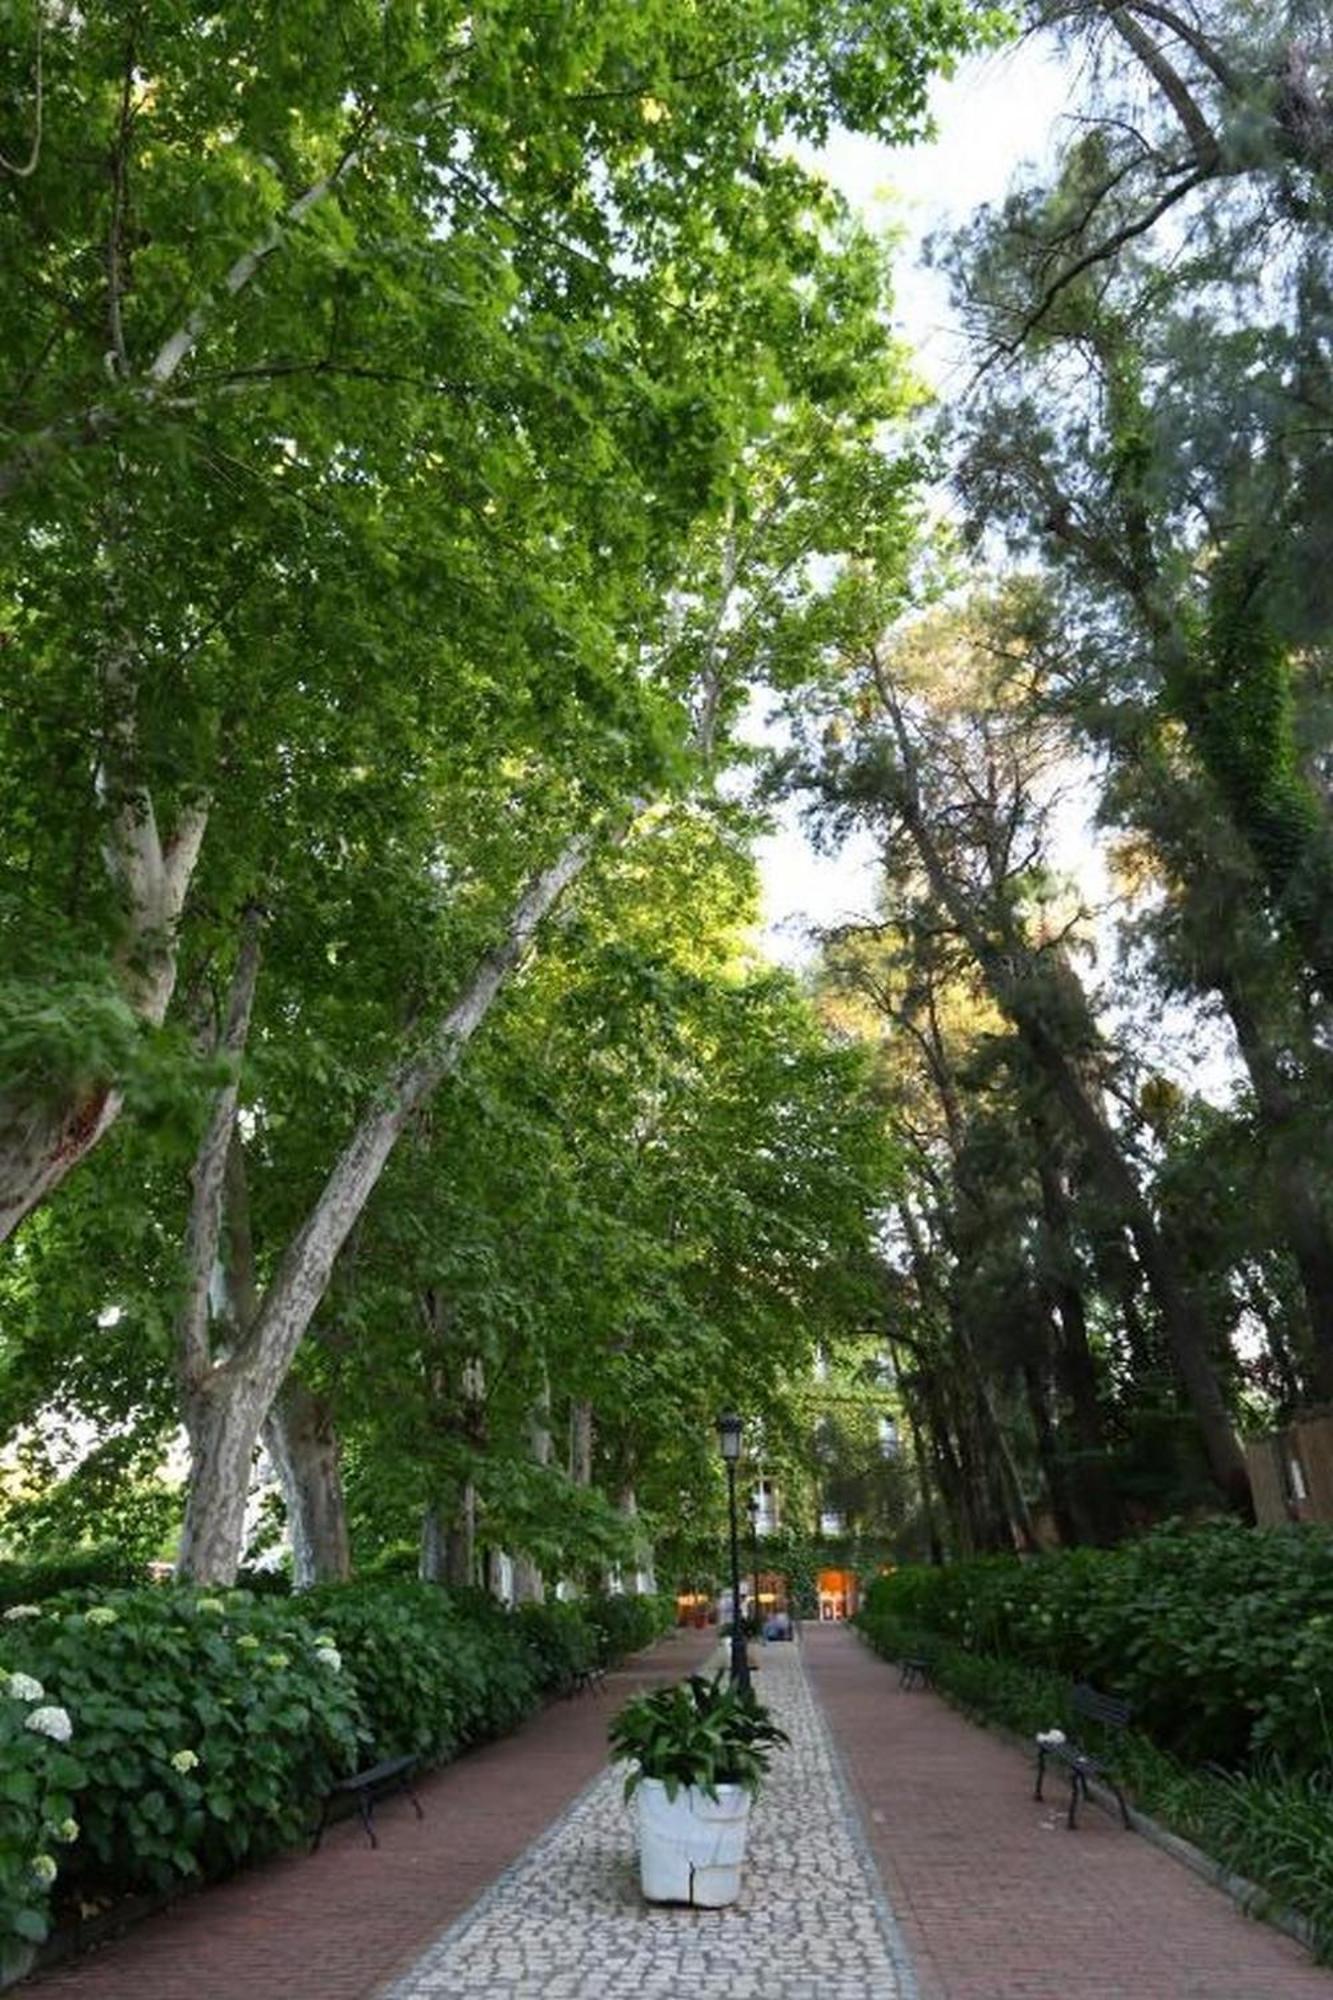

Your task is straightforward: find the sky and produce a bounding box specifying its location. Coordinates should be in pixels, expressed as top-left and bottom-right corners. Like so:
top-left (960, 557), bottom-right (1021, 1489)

top-left (755, 38), bottom-right (1074, 966)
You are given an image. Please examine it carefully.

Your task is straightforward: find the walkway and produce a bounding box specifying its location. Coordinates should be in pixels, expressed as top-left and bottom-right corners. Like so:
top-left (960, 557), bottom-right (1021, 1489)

top-left (24, 1621), bottom-right (1333, 2000)
top-left (27, 1625), bottom-right (718, 2000)
top-left (384, 1635), bottom-right (907, 2000)
top-left (804, 1622), bottom-right (1333, 2000)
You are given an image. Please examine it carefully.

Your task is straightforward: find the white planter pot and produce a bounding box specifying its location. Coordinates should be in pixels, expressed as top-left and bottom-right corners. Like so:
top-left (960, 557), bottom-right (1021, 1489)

top-left (636, 1776), bottom-right (752, 1907)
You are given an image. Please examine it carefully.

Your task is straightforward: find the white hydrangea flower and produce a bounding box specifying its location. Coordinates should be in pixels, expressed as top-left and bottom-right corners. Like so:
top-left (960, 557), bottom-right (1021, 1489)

top-left (6, 1672), bottom-right (45, 1702)
top-left (57, 1818), bottom-right (79, 1843)
top-left (1035, 1728), bottom-right (1066, 1748)
top-left (29, 1854), bottom-right (57, 1887)
top-left (264, 1651), bottom-right (290, 1669)
top-left (236, 1633), bottom-right (261, 1651)
top-left (3, 1604), bottom-right (42, 1621)
top-left (196, 1598), bottom-right (226, 1615)
top-left (314, 1645), bottom-right (342, 1672)
top-left (25, 1706), bottom-right (73, 1743)
top-left (313, 1633), bottom-right (336, 1648)
top-left (85, 1606), bottom-right (118, 1627)
top-left (170, 1748), bottom-right (200, 1774)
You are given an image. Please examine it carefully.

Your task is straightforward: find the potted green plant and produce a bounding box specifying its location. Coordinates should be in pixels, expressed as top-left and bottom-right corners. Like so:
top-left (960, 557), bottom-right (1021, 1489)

top-left (608, 1673), bottom-right (788, 1907)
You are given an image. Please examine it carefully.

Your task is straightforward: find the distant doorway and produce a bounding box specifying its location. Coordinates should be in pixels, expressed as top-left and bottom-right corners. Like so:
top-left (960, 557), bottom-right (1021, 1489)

top-left (816, 1568), bottom-right (858, 1621)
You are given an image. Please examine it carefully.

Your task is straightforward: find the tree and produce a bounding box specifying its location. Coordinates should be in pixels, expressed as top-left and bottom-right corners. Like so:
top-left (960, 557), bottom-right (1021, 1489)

top-left (1, 0), bottom-right (990, 1240)
top-left (807, 594), bottom-right (1253, 1512)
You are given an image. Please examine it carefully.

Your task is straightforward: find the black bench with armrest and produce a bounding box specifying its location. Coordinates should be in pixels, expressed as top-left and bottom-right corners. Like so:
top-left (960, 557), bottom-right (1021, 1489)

top-left (1034, 1683), bottom-right (1132, 1830)
top-left (312, 1751), bottom-right (423, 1851)
top-left (566, 1659), bottom-right (608, 1696)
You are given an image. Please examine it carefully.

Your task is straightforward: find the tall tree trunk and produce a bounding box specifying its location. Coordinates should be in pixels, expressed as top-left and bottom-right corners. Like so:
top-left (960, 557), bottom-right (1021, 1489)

top-left (899, 1201), bottom-right (1036, 1551)
top-left (176, 838), bottom-right (590, 1583)
top-left (177, 1362), bottom-right (271, 1583)
top-left (880, 719), bottom-right (1251, 1514)
top-left (419, 1503), bottom-right (447, 1584)
top-left (444, 1488), bottom-right (477, 1587)
top-left (890, 1344), bottom-right (946, 1563)
top-left (1219, 975), bottom-right (1333, 1399)
top-left (1034, 1150), bottom-right (1123, 1543)
top-left (1023, 1356), bottom-right (1079, 1546)
top-left (569, 1399), bottom-right (594, 1487)
top-left (263, 1379), bottom-right (351, 1589)
top-left (512, 1374), bottom-right (552, 1605)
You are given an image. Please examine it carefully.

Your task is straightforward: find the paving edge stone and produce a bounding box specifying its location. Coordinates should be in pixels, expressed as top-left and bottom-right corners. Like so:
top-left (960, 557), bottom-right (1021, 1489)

top-left (857, 1634), bottom-right (1320, 1964)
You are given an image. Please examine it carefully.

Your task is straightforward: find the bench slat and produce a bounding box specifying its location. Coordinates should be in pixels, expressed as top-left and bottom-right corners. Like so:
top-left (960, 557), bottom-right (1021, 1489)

top-left (332, 1753), bottom-right (416, 1793)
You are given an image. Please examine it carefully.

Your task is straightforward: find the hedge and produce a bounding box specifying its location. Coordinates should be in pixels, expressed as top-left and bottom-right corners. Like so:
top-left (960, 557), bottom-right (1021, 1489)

top-left (861, 1521), bottom-right (1333, 1772)
top-left (0, 1580), bottom-right (667, 1981)
top-left (857, 1522), bottom-right (1333, 1960)
top-left (0, 1550), bottom-right (142, 1611)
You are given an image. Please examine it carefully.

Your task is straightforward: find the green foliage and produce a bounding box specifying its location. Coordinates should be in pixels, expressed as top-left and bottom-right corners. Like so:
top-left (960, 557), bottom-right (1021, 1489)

top-left (581, 1593), bottom-right (675, 1668)
top-left (303, 1582), bottom-right (537, 1762)
top-left (513, 1601), bottom-right (598, 1693)
top-left (0, 1588), bottom-right (362, 1911)
top-left (856, 1604), bottom-right (1333, 1962)
top-left (608, 1672), bottom-right (788, 1802)
top-left (0, 1549), bottom-right (141, 1611)
top-left (860, 1522), bottom-right (1333, 1773)
top-left (0, 1668), bottom-right (82, 1981)
top-left (0, 1577), bottom-right (665, 1951)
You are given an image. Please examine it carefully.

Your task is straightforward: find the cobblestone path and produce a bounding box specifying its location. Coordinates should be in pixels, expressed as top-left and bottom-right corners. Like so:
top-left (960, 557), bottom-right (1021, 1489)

top-left (381, 1640), bottom-right (911, 2000)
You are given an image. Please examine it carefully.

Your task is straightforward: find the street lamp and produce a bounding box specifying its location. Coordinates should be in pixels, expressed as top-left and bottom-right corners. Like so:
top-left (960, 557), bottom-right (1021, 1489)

top-left (715, 1412), bottom-right (751, 1692)
top-left (746, 1491), bottom-right (761, 1642)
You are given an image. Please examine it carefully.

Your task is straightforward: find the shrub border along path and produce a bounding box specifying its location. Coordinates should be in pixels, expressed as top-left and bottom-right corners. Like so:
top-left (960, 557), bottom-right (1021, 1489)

top-left (23, 1625), bottom-right (718, 2000)
top-left (803, 1624), bottom-right (1333, 2000)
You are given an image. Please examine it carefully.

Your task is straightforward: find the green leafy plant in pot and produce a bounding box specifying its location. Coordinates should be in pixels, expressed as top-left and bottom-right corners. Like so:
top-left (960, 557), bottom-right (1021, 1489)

top-left (608, 1673), bottom-right (789, 1906)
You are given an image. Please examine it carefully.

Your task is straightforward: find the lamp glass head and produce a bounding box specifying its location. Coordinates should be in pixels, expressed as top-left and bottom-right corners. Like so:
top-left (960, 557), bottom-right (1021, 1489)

top-left (716, 1412), bottom-right (743, 1462)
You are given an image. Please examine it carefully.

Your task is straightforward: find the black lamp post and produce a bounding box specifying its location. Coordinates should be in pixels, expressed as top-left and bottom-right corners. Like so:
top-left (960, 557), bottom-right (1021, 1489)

top-left (716, 1412), bottom-right (751, 1693)
top-left (746, 1491), bottom-right (761, 1641)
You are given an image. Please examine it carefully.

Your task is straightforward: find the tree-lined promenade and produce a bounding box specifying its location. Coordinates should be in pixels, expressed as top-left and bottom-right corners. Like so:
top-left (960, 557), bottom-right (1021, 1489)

top-left (5, 0), bottom-right (1333, 1987)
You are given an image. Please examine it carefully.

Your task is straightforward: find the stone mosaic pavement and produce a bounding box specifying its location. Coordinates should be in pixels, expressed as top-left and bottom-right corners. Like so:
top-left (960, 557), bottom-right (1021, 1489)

top-left (379, 1640), bottom-right (912, 2000)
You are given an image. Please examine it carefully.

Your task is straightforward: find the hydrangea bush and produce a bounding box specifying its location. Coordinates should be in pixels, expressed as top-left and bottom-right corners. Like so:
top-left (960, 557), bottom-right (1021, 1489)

top-left (0, 1589), bottom-right (363, 1911)
top-left (859, 1521), bottom-right (1333, 1771)
top-left (0, 1666), bottom-right (82, 1982)
top-left (0, 1578), bottom-right (663, 1962)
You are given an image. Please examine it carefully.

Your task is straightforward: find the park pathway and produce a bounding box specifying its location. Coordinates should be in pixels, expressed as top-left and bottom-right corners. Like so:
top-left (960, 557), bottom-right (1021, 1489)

top-left (804, 1620), bottom-right (1333, 2000)
top-left (382, 1634), bottom-right (909, 2000)
top-left (26, 1625), bottom-right (718, 2000)
top-left (24, 1619), bottom-right (1333, 1999)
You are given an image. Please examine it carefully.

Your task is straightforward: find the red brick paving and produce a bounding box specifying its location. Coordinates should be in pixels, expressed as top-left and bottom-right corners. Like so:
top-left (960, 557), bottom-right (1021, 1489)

top-left (27, 1625), bottom-right (719, 2000)
top-left (803, 1621), bottom-right (1333, 2000)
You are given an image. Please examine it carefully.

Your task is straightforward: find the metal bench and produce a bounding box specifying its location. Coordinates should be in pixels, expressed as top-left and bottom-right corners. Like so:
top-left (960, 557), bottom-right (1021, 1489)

top-left (898, 1654), bottom-right (932, 1690)
top-left (312, 1752), bottom-right (422, 1851)
top-left (1034, 1684), bottom-right (1132, 1830)
top-left (567, 1661), bottom-right (608, 1696)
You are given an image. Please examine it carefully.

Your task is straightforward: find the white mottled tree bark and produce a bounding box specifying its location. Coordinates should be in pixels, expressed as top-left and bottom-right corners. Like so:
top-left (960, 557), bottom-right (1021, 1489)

top-left (177, 837), bottom-right (591, 1582)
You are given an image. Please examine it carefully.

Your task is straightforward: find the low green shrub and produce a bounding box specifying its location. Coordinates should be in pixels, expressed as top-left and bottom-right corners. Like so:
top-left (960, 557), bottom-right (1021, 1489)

top-left (861, 1523), bottom-right (1333, 1773)
top-left (582, 1592), bottom-right (674, 1666)
top-left (0, 1549), bottom-right (142, 1610)
top-left (0, 1665), bottom-right (83, 1984)
top-left (858, 1593), bottom-right (1333, 1959)
top-left (305, 1582), bottom-right (540, 1762)
top-left (0, 1575), bottom-right (675, 1964)
top-left (514, 1601), bottom-right (597, 1692)
top-left (0, 1587), bottom-right (363, 1971)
